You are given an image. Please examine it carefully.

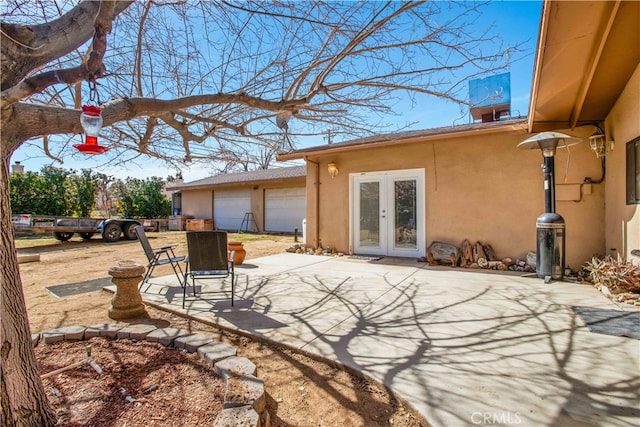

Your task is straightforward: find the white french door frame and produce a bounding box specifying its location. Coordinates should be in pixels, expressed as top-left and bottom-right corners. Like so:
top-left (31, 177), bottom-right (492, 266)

top-left (349, 168), bottom-right (425, 258)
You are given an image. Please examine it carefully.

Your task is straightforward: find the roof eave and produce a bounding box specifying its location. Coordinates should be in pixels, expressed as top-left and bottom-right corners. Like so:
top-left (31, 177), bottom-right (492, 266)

top-left (278, 120), bottom-right (528, 161)
top-left (167, 175), bottom-right (305, 191)
top-left (527, 0), bottom-right (550, 133)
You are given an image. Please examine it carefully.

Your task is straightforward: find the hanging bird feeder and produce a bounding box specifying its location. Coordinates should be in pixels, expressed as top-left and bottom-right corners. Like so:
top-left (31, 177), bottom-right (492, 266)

top-left (73, 105), bottom-right (108, 154)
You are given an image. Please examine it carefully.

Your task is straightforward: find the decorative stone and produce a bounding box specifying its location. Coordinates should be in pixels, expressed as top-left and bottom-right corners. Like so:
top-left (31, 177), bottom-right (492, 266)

top-left (286, 244), bottom-right (301, 253)
top-left (215, 356), bottom-right (256, 379)
top-left (35, 324), bottom-right (270, 427)
top-left (116, 324), bottom-right (157, 340)
top-left (42, 325), bottom-right (87, 344)
top-left (174, 333), bottom-right (214, 352)
top-left (108, 260), bottom-right (147, 320)
top-left (213, 406), bottom-right (260, 427)
top-left (197, 342), bottom-right (237, 365)
top-left (526, 251), bottom-right (537, 268)
top-left (427, 241), bottom-right (460, 264)
top-left (85, 323), bottom-right (125, 338)
top-left (31, 333), bottom-right (40, 347)
top-left (146, 327), bottom-right (192, 346)
top-left (224, 375), bottom-right (266, 413)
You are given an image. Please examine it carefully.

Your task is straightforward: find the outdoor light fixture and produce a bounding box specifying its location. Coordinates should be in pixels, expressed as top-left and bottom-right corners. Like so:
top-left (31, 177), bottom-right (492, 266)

top-left (327, 162), bottom-right (339, 178)
top-left (517, 131), bottom-right (580, 281)
top-left (74, 105), bottom-right (108, 154)
top-left (588, 126), bottom-right (611, 158)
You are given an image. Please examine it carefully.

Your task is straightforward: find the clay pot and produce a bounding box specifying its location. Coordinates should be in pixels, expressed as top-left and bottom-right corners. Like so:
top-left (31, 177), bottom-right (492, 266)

top-left (228, 241), bottom-right (246, 265)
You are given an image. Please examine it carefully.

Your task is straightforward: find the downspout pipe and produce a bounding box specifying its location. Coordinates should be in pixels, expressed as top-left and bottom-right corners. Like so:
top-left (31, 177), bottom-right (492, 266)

top-left (305, 157), bottom-right (320, 248)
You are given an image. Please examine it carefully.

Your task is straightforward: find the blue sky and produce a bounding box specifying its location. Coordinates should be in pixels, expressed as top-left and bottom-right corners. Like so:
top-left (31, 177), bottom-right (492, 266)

top-left (11, 1), bottom-right (543, 182)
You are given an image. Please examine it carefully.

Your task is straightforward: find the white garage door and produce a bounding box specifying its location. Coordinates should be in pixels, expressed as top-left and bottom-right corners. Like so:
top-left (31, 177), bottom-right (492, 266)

top-left (265, 187), bottom-right (306, 232)
top-left (214, 189), bottom-right (251, 231)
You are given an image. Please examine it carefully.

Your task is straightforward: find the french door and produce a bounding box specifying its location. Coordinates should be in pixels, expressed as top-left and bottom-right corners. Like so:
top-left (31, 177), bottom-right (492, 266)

top-left (351, 169), bottom-right (425, 257)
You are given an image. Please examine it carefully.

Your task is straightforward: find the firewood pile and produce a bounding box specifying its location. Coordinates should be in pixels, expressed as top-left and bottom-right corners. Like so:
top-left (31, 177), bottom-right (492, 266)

top-left (425, 239), bottom-right (535, 273)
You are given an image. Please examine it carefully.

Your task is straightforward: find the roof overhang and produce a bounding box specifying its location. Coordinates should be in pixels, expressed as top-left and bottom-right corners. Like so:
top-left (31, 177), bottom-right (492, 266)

top-left (168, 176), bottom-right (305, 192)
top-left (167, 167), bottom-right (306, 191)
top-left (278, 119), bottom-right (528, 160)
top-left (528, 0), bottom-right (640, 133)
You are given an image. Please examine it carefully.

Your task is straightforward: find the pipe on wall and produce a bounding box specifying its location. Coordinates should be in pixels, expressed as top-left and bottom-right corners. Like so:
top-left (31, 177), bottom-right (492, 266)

top-left (305, 157), bottom-right (320, 248)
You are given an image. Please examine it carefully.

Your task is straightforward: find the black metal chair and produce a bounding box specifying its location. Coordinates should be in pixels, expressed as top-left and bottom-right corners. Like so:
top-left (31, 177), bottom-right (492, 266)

top-left (135, 225), bottom-right (186, 288)
top-left (183, 230), bottom-right (235, 308)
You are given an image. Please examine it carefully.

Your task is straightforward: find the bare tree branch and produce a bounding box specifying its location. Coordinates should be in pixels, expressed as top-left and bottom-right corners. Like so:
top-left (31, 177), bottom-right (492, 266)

top-left (1, 1), bottom-right (132, 90)
top-left (2, 0), bottom-right (526, 170)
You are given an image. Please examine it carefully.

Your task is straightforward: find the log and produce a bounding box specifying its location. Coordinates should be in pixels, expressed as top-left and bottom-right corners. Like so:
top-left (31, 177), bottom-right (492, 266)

top-left (483, 243), bottom-right (498, 261)
top-left (460, 239), bottom-right (473, 267)
top-left (474, 242), bottom-right (487, 263)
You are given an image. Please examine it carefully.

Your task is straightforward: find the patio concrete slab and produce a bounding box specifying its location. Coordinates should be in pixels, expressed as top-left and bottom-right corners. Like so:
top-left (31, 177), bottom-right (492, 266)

top-left (138, 253), bottom-right (640, 427)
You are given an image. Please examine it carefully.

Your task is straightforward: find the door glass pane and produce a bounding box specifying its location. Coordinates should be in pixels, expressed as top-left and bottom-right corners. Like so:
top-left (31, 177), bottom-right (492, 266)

top-left (394, 180), bottom-right (417, 249)
top-left (359, 182), bottom-right (380, 247)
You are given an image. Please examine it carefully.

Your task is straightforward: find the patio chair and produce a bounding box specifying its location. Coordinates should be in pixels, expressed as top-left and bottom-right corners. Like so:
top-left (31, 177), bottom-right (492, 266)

top-left (183, 230), bottom-right (235, 308)
top-left (135, 225), bottom-right (186, 288)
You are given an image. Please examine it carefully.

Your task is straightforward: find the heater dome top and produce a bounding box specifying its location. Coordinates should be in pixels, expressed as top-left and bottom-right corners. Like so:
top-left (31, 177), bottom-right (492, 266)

top-left (517, 132), bottom-right (581, 151)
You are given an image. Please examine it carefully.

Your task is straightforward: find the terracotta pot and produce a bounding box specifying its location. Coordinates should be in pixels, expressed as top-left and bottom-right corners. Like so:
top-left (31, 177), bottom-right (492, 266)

top-left (228, 241), bottom-right (246, 265)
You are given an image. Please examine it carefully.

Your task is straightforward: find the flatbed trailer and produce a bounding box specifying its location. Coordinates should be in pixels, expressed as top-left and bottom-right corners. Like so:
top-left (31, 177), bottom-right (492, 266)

top-left (11, 214), bottom-right (141, 243)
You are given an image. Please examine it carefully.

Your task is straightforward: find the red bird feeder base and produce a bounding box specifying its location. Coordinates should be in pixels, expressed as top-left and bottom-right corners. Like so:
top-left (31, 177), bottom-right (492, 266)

top-left (73, 143), bottom-right (109, 154)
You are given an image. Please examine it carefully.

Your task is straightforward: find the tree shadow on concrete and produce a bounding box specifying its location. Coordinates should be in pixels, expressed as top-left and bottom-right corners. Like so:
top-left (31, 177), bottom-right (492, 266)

top-left (236, 266), bottom-right (639, 427)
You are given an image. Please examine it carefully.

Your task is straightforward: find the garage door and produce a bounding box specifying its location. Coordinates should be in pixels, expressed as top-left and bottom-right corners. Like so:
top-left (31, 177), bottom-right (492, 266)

top-left (265, 187), bottom-right (306, 232)
top-left (214, 189), bottom-right (251, 231)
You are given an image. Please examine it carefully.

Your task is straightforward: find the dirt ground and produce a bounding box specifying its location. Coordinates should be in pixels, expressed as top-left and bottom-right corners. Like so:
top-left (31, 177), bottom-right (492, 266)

top-left (16, 231), bottom-right (429, 427)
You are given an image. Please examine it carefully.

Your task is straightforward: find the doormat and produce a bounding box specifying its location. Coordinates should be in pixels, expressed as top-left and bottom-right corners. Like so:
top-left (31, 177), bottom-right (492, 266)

top-left (348, 255), bottom-right (383, 261)
top-left (573, 306), bottom-right (640, 339)
top-left (46, 278), bottom-right (112, 298)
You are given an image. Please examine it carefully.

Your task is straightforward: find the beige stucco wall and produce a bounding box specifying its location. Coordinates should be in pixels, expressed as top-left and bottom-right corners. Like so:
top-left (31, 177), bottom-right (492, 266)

top-left (305, 126), bottom-right (606, 268)
top-left (604, 62), bottom-right (640, 263)
top-left (180, 181), bottom-right (305, 230)
top-left (181, 188), bottom-right (213, 219)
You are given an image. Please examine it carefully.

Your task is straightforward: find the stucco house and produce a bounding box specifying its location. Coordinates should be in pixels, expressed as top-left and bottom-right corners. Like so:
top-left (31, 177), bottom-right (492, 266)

top-left (277, 0), bottom-right (640, 270)
top-left (167, 166), bottom-right (306, 233)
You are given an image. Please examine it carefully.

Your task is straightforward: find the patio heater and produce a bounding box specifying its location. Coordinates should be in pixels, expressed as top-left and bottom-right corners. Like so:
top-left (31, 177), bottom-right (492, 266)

top-left (517, 132), bottom-right (580, 281)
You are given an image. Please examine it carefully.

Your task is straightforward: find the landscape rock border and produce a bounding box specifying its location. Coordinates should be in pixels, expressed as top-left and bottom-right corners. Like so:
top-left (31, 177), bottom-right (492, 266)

top-left (34, 324), bottom-right (270, 427)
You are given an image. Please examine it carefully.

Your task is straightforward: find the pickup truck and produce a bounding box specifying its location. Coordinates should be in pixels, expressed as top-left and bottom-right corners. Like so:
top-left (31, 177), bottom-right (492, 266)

top-left (11, 214), bottom-right (141, 243)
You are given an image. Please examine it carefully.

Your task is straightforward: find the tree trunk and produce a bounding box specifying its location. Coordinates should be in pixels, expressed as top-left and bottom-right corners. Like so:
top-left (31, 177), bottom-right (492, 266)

top-left (1, 135), bottom-right (57, 426)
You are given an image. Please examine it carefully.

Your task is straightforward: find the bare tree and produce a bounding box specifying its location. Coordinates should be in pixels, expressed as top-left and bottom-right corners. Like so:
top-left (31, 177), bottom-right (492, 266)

top-left (0, 0), bottom-right (520, 424)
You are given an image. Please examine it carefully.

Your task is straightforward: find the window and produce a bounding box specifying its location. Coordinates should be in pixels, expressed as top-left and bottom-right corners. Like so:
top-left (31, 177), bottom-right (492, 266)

top-left (627, 136), bottom-right (640, 204)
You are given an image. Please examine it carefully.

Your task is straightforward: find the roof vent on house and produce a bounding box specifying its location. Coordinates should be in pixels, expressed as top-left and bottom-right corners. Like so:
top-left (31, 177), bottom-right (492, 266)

top-left (469, 72), bottom-right (511, 123)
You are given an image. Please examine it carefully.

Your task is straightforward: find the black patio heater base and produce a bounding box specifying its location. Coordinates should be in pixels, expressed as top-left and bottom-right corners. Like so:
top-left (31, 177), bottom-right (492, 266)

top-left (536, 212), bottom-right (565, 280)
top-left (518, 132), bottom-right (580, 281)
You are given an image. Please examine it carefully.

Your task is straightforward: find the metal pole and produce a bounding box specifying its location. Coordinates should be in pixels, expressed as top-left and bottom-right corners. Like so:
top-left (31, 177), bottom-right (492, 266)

top-left (542, 154), bottom-right (556, 213)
